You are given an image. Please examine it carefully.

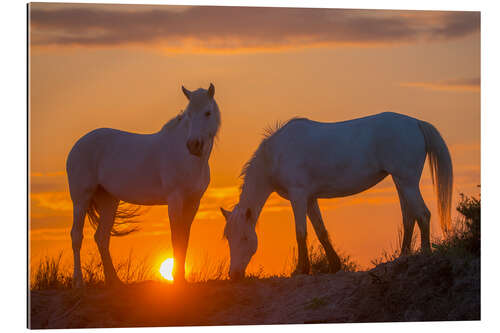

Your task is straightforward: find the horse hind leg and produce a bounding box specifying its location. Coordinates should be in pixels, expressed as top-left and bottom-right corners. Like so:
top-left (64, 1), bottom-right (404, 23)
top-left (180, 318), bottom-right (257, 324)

top-left (92, 188), bottom-right (121, 286)
top-left (414, 192), bottom-right (431, 253)
top-left (307, 198), bottom-right (341, 273)
top-left (395, 180), bottom-right (431, 254)
top-left (400, 210), bottom-right (416, 256)
top-left (394, 182), bottom-right (416, 256)
top-left (70, 190), bottom-right (93, 288)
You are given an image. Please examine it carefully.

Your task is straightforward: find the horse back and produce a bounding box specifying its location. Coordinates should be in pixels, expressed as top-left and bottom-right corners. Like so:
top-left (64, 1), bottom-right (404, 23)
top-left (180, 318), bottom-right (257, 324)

top-left (66, 127), bottom-right (208, 205)
top-left (268, 112), bottom-right (423, 158)
top-left (264, 112), bottom-right (427, 197)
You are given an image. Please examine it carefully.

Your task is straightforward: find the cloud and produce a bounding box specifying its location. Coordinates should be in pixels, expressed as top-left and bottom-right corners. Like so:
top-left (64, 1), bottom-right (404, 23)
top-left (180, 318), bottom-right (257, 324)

top-left (31, 191), bottom-right (73, 212)
top-left (400, 77), bottom-right (480, 92)
top-left (29, 4), bottom-right (480, 53)
top-left (30, 171), bottom-right (68, 193)
top-left (31, 171), bottom-right (65, 178)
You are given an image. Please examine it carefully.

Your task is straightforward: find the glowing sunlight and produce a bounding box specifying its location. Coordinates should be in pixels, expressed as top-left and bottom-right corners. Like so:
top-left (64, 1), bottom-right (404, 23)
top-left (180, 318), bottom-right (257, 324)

top-left (159, 258), bottom-right (174, 281)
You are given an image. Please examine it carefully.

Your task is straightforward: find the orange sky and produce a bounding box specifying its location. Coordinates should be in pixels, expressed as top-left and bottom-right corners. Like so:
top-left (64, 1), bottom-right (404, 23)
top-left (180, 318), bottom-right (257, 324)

top-left (29, 3), bottom-right (480, 276)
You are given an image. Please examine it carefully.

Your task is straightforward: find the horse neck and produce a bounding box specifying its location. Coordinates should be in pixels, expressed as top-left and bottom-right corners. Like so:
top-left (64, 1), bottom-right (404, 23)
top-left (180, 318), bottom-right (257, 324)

top-left (239, 160), bottom-right (273, 225)
top-left (159, 114), bottom-right (187, 137)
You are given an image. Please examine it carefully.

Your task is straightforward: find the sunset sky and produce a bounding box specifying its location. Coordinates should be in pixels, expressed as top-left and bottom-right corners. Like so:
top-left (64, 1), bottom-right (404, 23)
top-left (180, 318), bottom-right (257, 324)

top-left (29, 3), bottom-right (480, 276)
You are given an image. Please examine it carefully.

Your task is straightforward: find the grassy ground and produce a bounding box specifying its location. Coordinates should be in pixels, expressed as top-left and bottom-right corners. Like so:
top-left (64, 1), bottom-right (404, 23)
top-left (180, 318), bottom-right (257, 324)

top-left (30, 250), bottom-right (233, 290)
top-left (29, 191), bottom-right (480, 327)
top-left (29, 244), bottom-right (359, 290)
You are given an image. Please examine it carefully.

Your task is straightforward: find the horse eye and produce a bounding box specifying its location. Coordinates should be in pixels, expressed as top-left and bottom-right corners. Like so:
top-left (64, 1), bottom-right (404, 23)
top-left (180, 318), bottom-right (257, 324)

top-left (205, 111), bottom-right (211, 117)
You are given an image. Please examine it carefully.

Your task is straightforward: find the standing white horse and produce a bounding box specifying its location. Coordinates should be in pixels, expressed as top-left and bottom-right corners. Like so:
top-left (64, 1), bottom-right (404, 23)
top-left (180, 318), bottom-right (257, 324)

top-left (220, 112), bottom-right (452, 280)
top-left (66, 84), bottom-right (221, 287)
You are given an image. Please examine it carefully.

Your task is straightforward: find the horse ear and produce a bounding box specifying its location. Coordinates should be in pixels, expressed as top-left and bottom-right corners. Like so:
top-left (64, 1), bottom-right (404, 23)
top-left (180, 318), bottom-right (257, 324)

top-left (245, 208), bottom-right (252, 220)
top-left (182, 86), bottom-right (191, 100)
top-left (207, 83), bottom-right (215, 99)
top-left (220, 207), bottom-right (230, 220)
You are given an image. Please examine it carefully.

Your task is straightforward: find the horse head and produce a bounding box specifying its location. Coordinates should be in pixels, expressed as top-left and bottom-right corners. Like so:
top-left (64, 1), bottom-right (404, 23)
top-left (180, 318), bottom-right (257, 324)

top-left (220, 205), bottom-right (258, 280)
top-left (182, 83), bottom-right (221, 157)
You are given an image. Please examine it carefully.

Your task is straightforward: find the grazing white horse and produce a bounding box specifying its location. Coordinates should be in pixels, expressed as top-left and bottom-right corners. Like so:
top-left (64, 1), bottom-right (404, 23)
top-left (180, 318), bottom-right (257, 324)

top-left (66, 84), bottom-right (221, 287)
top-left (220, 112), bottom-right (453, 280)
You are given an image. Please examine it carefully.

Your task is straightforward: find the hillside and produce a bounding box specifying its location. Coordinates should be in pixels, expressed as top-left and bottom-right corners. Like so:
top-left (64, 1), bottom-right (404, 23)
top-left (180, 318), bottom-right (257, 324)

top-left (29, 193), bottom-right (481, 328)
top-left (29, 249), bottom-right (480, 328)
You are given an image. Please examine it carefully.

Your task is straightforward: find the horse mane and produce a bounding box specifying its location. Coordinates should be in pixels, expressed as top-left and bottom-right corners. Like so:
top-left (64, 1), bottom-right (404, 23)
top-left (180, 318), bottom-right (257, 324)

top-left (160, 110), bottom-right (185, 133)
top-left (239, 117), bottom-right (305, 185)
top-left (222, 118), bottom-right (306, 239)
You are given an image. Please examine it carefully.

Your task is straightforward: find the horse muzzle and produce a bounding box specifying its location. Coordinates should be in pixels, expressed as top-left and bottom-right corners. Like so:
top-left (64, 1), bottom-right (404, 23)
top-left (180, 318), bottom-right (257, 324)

top-left (186, 139), bottom-right (204, 157)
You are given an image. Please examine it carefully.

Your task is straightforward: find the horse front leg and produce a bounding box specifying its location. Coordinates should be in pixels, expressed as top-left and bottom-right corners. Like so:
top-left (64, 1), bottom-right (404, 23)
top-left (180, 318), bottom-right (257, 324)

top-left (290, 191), bottom-right (310, 275)
top-left (93, 190), bottom-right (121, 287)
top-left (168, 193), bottom-right (200, 284)
top-left (307, 198), bottom-right (341, 273)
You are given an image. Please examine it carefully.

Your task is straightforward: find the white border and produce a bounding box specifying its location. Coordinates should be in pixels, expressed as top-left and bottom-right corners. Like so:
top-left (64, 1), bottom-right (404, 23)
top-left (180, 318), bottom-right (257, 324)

top-left (2, 0), bottom-right (498, 332)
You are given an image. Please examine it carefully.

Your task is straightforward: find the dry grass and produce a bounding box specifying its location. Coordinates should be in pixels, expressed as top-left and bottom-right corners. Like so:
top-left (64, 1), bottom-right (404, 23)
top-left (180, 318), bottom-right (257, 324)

top-left (432, 192), bottom-right (480, 257)
top-left (187, 254), bottom-right (230, 282)
top-left (308, 244), bottom-right (359, 273)
top-left (30, 251), bottom-right (233, 290)
top-left (30, 245), bottom-right (355, 290)
top-left (370, 226), bottom-right (418, 267)
top-left (30, 252), bottom-right (72, 290)
top-left (369, 190), bottom-right (480, 267)
top-left (30, 250), bottom-right (158, 290)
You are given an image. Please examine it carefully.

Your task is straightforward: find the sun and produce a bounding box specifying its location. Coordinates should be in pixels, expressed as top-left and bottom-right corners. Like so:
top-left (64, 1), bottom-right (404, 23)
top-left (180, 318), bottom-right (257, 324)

top-left (159, 258), bottom-right (174, 281)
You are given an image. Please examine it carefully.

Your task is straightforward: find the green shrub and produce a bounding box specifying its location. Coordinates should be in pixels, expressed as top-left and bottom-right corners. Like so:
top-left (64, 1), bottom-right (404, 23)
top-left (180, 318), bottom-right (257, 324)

top-left (432, 188), bottom-right (480, 256)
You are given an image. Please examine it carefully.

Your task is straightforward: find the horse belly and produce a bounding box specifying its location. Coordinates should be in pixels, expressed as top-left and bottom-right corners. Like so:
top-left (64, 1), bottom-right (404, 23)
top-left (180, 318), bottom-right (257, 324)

top-left (297, 138), bottom-right (384, 198)
top-left (314, 170), bottom-right (389, 198)
top-left (100, 173), bottom-right (169, 205)
top-left (97, 150), bottom-right (170, 205)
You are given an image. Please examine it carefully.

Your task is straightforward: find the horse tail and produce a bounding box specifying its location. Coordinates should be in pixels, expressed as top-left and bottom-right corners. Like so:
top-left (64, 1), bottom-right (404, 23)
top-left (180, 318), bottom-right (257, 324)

top-left (87, 199), bottom-right (142, 237)
top-left (418, 120), bottom-right (453, 233)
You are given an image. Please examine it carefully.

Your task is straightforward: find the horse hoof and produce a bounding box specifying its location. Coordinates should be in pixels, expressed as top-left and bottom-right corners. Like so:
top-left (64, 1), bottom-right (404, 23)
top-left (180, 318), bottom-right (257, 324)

top-left (174, 277), bottom-right (188, 286)
top-left (106, 278), bottom-right (125, 289)
top-left (421, 248), bottom-right (432, 255)
top-left (72, 280), bottom-right (85, 289)
top-left (292, 268), bottom-right (310, 276)
top-left (330, 262), bottom-right (341, 273)
top-left (329, 266), bottom-right (341, 274)
top-left (400, 250), bottom-right (411, 257)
